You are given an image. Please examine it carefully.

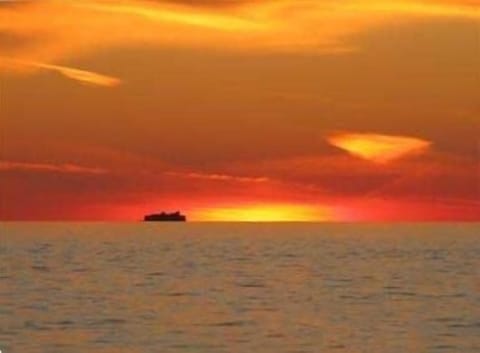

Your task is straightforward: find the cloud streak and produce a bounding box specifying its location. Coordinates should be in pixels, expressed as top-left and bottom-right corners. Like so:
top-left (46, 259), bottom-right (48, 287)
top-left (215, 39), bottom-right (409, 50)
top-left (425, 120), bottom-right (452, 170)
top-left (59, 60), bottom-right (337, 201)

top-left (3, 58), bottom-right (122, 86)
top-left (165, 170), bottom-right (270, 183)
top-left (0, 160), bottom-right (108, 175)
top-left (33, 62), bottom-right (121, 87)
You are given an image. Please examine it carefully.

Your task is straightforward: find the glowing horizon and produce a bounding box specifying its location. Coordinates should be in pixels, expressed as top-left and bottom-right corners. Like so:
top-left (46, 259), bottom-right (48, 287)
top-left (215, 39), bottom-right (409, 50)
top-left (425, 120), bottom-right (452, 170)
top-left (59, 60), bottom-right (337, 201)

top-left (191, 203), bottom-right (335, 222)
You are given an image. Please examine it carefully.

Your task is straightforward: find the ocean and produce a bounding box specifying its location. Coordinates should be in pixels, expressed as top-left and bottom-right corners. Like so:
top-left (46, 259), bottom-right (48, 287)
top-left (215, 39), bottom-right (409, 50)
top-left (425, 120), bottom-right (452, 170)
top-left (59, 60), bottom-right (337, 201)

top-left (0, 222), bottom-right (479, 353)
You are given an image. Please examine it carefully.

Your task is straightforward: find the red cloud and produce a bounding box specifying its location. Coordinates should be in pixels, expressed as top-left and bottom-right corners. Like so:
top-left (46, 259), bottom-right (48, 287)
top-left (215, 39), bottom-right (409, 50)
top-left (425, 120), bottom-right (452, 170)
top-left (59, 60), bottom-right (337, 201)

top-left (0, 160), bottom-right (108, 175)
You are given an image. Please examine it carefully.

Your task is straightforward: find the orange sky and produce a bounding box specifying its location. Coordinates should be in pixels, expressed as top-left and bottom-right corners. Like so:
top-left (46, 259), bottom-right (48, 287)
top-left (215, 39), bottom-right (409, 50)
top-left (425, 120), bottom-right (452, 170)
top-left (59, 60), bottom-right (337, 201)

top-left (0, 0), bottom-right (479, 221)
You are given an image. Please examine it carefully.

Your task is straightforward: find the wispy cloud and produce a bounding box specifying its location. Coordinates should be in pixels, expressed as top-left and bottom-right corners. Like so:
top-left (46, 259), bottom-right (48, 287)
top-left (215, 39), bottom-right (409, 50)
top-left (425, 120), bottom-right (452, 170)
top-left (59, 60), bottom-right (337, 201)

top-left (32, 62), bottom-right (122, 87)
top-left (2, 57), bottom-right (121, 86)
top-left (1, 0), bottom-right (478, 83)
top-left (78, 1), bottom-right (265, 31)
top-left (165, 171), bottom-right (270, 183)
top-left (0, 160), bottom-right (108, 175)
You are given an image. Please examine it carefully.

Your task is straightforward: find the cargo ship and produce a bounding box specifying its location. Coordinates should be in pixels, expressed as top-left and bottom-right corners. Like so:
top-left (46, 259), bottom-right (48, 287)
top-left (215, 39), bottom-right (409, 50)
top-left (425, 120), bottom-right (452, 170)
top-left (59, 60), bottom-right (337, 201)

top-left (144, 211), bottom-right (187, 222)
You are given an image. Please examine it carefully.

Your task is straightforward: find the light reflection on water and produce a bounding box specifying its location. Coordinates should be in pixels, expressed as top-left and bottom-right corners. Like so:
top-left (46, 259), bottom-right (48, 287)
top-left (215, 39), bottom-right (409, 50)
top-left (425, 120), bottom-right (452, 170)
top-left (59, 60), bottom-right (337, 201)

top-left (0, 223), bottom-right (479, 353)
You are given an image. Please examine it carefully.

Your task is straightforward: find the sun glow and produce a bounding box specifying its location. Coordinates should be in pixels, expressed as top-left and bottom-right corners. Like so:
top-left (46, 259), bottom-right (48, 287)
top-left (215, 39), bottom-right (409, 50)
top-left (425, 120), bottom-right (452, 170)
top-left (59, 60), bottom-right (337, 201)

top-left (193, 204), bottom-right (334, 222)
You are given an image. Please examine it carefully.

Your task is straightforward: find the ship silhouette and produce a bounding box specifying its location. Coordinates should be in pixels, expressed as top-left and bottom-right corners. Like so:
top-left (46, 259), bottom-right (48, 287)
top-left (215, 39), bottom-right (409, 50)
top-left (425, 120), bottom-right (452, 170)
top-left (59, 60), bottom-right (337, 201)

top-left (144, 211), bottom-right (187, 222)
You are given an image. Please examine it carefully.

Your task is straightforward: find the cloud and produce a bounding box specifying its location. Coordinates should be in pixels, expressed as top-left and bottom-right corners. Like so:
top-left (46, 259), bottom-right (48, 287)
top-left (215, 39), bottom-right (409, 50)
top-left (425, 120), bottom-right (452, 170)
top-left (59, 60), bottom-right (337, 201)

top-left (33, 62), bottom-right (121, 87)
top-left (363, 152), bottom-right (480, 202)
top-left (327, 132), bottom-right (432, 163)
top-left (3, 58), bottom-right (122, 86)
top-left (223, 149), bottom-right (479, 203)
top-left (164, 170), bottom-right (270, 183)
top-left (1, 0), bottom-right (478, 83)
top-left (79, 0), bottom-right (265, 31)
top-left (0, 160), bottom-right (108, 175)
top-left (2, 148), bottom-right (478, 220)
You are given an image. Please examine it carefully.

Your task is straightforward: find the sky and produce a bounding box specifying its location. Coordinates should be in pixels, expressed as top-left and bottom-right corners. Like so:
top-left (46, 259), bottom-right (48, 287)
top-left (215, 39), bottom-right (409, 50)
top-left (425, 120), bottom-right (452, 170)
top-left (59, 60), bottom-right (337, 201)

top-left (0, 0), bottom-right (479, 221)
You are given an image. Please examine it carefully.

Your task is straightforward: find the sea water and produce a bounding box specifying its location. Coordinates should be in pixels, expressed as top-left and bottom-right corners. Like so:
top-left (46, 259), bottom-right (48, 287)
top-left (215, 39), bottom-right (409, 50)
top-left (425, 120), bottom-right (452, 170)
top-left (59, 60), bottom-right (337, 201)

top-left (0, 222), bottom-right (479, 353)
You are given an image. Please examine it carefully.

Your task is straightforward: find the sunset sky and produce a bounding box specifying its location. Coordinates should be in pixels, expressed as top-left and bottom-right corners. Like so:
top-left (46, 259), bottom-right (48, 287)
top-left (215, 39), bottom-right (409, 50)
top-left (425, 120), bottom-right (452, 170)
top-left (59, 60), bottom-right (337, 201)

top-left (0, 0), bottom-right (478, 221)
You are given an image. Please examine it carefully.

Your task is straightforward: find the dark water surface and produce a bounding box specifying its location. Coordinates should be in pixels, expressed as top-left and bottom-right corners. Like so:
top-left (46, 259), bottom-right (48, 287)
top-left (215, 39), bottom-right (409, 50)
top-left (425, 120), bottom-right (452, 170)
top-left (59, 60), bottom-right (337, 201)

top-left (0, 223), bottom-right (479, 353)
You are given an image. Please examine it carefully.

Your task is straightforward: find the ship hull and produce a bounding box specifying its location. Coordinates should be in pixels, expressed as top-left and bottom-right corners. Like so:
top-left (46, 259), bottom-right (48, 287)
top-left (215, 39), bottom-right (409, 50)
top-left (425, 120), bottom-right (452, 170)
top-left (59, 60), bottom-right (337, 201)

top-left (144, 214), bottom-right (186, 222)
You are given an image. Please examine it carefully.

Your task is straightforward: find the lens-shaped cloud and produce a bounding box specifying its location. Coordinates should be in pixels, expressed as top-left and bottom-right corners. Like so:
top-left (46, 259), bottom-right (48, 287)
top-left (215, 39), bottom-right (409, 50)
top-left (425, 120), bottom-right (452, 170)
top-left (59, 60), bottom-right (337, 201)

top-left (327, 132), bottom-right (432, 163)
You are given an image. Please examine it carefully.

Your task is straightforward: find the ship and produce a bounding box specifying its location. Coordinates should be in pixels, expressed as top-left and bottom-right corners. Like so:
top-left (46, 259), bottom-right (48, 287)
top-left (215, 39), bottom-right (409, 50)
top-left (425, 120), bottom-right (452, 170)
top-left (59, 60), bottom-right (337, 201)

top-left (144, 211), bottom-right (187, 222)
